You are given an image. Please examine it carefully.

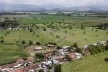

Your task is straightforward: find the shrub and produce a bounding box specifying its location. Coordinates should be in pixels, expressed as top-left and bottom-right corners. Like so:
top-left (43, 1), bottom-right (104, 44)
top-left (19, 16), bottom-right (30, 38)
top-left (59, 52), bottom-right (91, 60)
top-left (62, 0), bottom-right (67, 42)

top-left (38, 69), bottom-right (44, 72)
top-left (35, 53), bottom-right (44, 60)
top-left (0, 36), bottom-right (4, 39)
top-left (0, 40), bottom-right (4, 43)
top-left (29, 40), bottom-right (33, 45)
top-left (54, 64), bottom-right (61, 72)
top-left (21, 40), bottom-right (26, 44)
top-left (104, 57), bottom-right (108, 62)
top-left (36, 42), bottom-right (41, 45)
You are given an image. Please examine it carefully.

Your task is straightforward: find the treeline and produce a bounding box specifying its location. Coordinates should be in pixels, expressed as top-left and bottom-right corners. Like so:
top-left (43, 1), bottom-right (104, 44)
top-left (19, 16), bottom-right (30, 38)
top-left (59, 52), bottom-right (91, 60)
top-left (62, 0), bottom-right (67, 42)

top-left (94, 23), bottom-right (108, 30)
top-left (88, 42), bottom-right (108, 55)
top-left (0, 18), bottom-right (19, 29)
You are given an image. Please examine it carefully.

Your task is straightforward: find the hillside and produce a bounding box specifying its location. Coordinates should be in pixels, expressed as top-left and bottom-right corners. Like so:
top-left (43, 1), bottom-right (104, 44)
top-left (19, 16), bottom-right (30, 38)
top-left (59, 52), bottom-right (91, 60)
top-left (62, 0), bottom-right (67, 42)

top-left (62, 51), bottom-right (108, 72)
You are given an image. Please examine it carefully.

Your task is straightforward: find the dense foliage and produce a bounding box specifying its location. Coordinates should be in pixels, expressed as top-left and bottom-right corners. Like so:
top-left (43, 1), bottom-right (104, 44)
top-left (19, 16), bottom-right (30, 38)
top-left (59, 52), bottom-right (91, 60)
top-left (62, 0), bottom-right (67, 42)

top-left (88, 43), bottom-right (108, 55)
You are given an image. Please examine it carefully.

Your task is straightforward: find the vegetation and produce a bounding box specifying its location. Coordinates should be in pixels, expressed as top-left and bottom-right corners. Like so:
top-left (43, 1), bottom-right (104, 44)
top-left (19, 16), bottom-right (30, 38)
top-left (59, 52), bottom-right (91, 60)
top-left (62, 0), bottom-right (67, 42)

top-left (104, 57), bottom-right (108, 62)
top-left (0, 13), bottom-right (108, 65)
top-left (62, 51), bottom-right (108, 72)
top-left (54, 64), bottom-right (62, 72)
top-left (88, 43), bottom-right (108, 55)
top-left (35, 53), bottom-right (45, 61)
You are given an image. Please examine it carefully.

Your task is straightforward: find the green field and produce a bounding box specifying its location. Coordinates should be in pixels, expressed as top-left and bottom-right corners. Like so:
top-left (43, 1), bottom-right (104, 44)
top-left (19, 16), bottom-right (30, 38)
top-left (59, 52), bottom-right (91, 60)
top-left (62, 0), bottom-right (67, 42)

top-left (0, 27), bottom-right (107, 47)
top-left (0, 14), bottom-right (108, 65)
top-left (62, 51), bottom-right (108, 72)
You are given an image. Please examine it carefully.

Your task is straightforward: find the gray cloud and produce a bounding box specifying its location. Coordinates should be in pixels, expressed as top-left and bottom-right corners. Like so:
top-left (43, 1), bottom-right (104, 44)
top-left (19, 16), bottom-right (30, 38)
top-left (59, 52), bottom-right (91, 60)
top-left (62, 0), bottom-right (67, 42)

top-left (0, 0), bottom-right (108, 7)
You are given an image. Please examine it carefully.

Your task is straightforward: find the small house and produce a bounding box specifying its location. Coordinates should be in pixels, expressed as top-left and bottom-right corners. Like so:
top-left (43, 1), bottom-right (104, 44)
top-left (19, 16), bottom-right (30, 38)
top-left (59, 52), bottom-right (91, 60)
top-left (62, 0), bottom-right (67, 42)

top-left (35, 46), bottom-right (43, 52)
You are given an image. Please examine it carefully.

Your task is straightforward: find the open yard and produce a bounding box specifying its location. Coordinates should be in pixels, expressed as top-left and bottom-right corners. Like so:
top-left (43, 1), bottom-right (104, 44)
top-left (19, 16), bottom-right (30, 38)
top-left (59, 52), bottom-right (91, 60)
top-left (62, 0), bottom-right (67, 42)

top-left (62, 51), bottom-right (108, 72)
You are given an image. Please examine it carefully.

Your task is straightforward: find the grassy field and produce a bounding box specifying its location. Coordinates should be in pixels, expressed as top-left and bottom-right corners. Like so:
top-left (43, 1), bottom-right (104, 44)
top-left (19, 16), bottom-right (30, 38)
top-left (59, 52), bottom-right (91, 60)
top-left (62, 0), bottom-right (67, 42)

top-left (0, 27), bottom-right (107, 47)
top-left (0, 14), bottom-right (108, 65)
top-left (62, 51), bottom-right (108, 72)
top-left (0, 44), bottom-right (28, 65)
top-left (17, 14), bottom-right (108, 27)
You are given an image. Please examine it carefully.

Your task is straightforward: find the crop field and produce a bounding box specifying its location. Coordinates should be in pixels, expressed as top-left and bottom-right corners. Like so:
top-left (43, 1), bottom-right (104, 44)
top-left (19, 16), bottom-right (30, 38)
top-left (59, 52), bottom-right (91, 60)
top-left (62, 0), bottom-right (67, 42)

top-left (18, 14), bottom-right (108, 26)
top-left (0, 13), bottom-right (108, 65)
top-left (62, 51), bottom-right (108, 72)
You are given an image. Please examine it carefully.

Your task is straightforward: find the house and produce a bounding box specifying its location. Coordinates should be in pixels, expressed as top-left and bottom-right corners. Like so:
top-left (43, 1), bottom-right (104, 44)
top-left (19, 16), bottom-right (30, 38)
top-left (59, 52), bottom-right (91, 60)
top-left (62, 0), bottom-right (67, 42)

top-left (82, 49), bottom-right (90, 56)
top-left (100, 41), bottom-right (106, 44)
top-left (68, 53), bottom-right (77, 59)
top-left (47, 43), bottom-right (56, 47)
top-left (1, 68), bottom-right (13, 72)
top-left (62, 46), bottom-right (70, 49)
top-left (58, 49), bottom-right (65, 56)
top-left (93, 43), bottom-right (97, 46)
top-left (84, 45), bottom-right (88, 49)
top-left (16, 59), bottom-right (24, 64)
top-left (26, 57), bottom-right (34, 63)
top-left (35, 46), bottom-right (43, 52)
top-left (57, 58), bottom-right (65, 64)
top-left (75, 53), bottom-right (83, 59)
top-left (14, 59), bottom-right (24, 68)
top-left (14, 64), bottom-right (39, 72)
top-left (68, 52), bottom-right (83, 60)
top-left (42, 61), bottom-right (52, 66)
top-left (99, 41), bottom-right (106, 45)
top-left (0, 63), bottom-right (17, 72)
top-left (24, 57), bottom-right (34, 67)
top-left (44, 51), bottom-right (55, 58)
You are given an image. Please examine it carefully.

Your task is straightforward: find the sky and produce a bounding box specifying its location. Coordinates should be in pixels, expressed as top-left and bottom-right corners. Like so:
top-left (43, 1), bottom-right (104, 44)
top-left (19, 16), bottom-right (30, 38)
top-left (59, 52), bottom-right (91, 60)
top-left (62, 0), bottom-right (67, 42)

top-left (0, 0), bottom-right (108, 7)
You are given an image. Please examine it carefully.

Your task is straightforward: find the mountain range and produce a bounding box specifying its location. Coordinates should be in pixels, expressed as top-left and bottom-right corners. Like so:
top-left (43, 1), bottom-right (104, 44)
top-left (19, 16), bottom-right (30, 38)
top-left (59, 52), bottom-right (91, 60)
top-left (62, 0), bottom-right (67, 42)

top-left (0, 3), bottom-right (108, 12)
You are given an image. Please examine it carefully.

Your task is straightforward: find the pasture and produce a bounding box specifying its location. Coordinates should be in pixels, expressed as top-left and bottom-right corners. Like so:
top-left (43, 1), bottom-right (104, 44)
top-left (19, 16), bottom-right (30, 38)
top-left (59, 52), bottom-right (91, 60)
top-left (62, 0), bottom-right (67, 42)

top-left (62, 51), bottom-right (108, 72)
top-left (0, 13), bottom-right (108, 65)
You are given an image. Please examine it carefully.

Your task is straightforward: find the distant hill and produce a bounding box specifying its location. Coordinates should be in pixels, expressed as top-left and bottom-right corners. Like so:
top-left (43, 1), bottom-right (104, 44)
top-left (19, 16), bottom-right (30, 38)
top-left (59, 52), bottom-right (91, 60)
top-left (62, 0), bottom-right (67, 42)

top-left (0, 3), bottom-right (44, 11)
top-left (0, 3), bottom-right (107, 12)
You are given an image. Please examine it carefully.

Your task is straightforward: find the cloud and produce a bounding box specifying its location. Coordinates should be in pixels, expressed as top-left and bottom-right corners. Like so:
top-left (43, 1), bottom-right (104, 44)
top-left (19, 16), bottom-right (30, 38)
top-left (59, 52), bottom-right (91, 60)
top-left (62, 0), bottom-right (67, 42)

top-left (0, 0), bottom-right (108, 7)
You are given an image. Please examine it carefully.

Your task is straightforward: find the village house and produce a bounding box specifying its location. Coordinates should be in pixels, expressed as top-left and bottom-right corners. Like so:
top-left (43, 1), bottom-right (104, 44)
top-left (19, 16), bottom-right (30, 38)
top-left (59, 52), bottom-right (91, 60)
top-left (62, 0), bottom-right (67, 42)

top-left (44, 51), bottom-right (55, 58)
top-left (35, 46), bottom-right (43, 52)
top-left (68, 52), bottom-right (83, 60)
top-left (24, 57), bottom-right (34, 67)
top-left (47, 42), bottom-right (56, 47)
top-left (99, 41), bottom-right (106, 45)
top-left (14, 59), bottom-right (24, 68)
top-left (0, 63), bottom-right (17, 72)
top-left (14, 64), bottom-right (39, 72)
top-left (82, 49), bottom-right (90, 56)
top-left (84, 45), bottom-right (88, 49)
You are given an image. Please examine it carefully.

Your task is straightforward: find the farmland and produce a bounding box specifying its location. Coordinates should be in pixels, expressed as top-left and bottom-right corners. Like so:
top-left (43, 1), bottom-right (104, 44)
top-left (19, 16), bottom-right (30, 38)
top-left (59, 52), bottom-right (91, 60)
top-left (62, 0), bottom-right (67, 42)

top-left (62, 51), bottom-right (108, 72)
top-left (0, 13), bottom-right (108, 65)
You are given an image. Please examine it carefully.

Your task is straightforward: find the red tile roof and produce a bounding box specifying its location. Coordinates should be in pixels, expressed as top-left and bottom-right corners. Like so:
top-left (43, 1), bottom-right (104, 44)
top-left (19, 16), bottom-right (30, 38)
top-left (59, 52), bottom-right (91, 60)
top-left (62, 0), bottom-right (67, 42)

top-left (14, 64), bottom-right (39, 72)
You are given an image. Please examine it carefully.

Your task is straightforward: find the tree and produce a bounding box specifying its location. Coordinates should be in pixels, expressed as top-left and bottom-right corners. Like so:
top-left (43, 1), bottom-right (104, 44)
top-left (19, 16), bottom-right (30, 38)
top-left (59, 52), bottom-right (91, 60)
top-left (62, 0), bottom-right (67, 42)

top-left (73, 43), bottom-right (78, 48)
top-left (36, 42), bottom-right (41, 45)
top-left (29, 40), bottom-right (33, 45)
top-left (81, 25), bottom-right (85, 30)
top-left (56, 46), bottom-right (62, 50)
top-left (35, 53), bottom-right (44, 60)
top-left (0, 40), bottom-right (4, 43)
top-left (21, 40), bottom-right (26, 44)
top-left (105, 44), bottom-right (108, 50)
top-left (75, 48), bottom-right (82, 53)
top-left (43, 28), bottom-right (46, 31)
top-left (54, 64), bottom-right (61, 72)
top-left (104, 57), bottom-right (108, 62)
top-left (0, 36), bottom-right (4, 39)
top-left (38, 69), bottom-right (44, 72)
